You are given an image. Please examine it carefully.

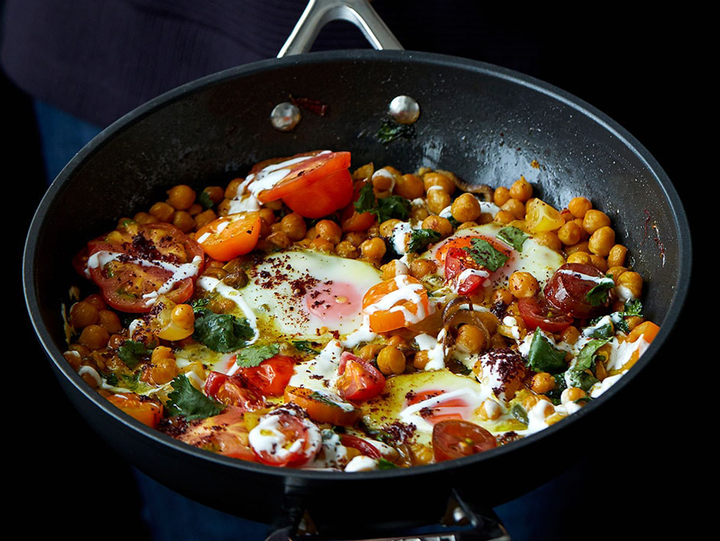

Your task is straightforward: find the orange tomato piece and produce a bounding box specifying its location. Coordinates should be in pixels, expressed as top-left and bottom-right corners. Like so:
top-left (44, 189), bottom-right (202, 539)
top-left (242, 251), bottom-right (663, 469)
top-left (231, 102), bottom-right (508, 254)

top-left (195, 211), bottom-right (261, 262)
top-left (284, 386), bottom-right (361, 426)
top-left (106, 393), bottom-right (163, 428)
top-left (361, 275), bottom-right (433, 333)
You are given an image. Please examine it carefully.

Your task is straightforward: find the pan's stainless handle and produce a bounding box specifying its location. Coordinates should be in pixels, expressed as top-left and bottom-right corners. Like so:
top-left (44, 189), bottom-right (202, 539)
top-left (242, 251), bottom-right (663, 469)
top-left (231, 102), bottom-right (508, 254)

top-left (277, 0), bottom-right (404, 57)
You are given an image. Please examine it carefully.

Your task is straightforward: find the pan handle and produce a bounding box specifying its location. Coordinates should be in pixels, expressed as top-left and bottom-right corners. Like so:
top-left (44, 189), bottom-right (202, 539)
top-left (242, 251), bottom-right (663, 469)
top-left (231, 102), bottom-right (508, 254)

top-left (277, 0), bottom-right (404, 57)
top-left (264, 489), bottom-right (510, 541)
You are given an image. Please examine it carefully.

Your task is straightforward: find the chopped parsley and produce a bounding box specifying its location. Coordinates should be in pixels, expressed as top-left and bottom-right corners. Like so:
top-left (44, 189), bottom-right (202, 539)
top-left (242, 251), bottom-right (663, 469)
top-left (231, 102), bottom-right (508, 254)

top-left (407, 228), bottom-right (442, 253)
top-left (354, 181), bottom-right (411, 223)
top-left (117, 339), bottom-right (153, 369)
top-left (376, 118), bottom-right (415, 144)
top-left (235, 343), bottom-right (279, 368)
top-left (192, 308), bottom-right (255, 353)
top-left (166, 375), bottom-right (225, 420)
top-left (497, 225), bottom-right (529, 251)
top-left (292, 340), bottom-right (321, 354)
top-left (463, 237), bottom-right (509, 272)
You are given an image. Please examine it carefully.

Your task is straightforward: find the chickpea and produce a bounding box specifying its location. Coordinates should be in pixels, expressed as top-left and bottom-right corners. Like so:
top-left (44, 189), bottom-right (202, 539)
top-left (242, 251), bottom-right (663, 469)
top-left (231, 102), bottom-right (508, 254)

top-left (78, 324), bottom-right (110, 350)
top-left (531, 372), bottom-right (557, 394)
top-left (352, 163), bottom-right (374, 181)
top-left (565, 241), bottom-right (590, 255)
top-left (493, 186), bottom-right (511, 207)
top-left (172, 210), bottom-right (195, 233)
top-left (171, 303), bottom-right (195, 329)
top-left (413, 350), bottom-right (431, 370)
top-left (166, 184), bottom-right (196, 210)
top-left (410, 258), bottom-right (438, 279)
top-left (533, 231), bottom-right (562, 252)
top-left (133, 211), bottom-right (156, 225)
top-left (450, 193), bottom-right (482, 223)
top-left (310, 236), bottom-right (334, 253)
top-left (69, 300), bottom-right (99, 329)
top-left (379, 218), bottom-right (402, 238)
top-left (202, 185), bottom-right (225, 206)
top-left (426, 186), bottom-right (452, 214)
top-left (589, 255), bottom-right (608, 273)
top-left (377, 345), bottom-right (406, 375)
top-left (422, 171), bottom-right (455, 194)
top-left (335, 240), bottom-right (359, 259)
top-left (420, 215), bottom-right (453, 237)
top-left (493, 209), bottom-right (515, 225)
top-left (492, 288), bottom-right (514, 306)
top-left (410, 204), bottom-right (430, 223)
top-left (564, 387), bottom-right (587, 403)
top-left (567, 196), bottom-right (593, 219)
top-left (557, 220), bottom-right (583, 246)
top-left (372, 167), bottom-right (399, 193)
top-left (478, 400), bottom-right (502, 421)
top-left (359, 237), bottom-right (387, 260)
top-left (280, 212), bottom-right (307, 241)
top-left (395, 173), bottom-right (425, 199)
top-left (588, 225), bottom-right (615, 257)
top-left (98, 309), bottom-right (123, 334)
top-left (265, 230), bottom-right (292, 249)
top-left (149, 201), bottom-right (175, 222)
top-left (315, 219), bottom-right (342, 244)
top-left (607, 244), bottom-right (628, 268)
top-left (508, 271), bottom-right (540, 298)
top-left (357, 343), bottom-right (383, 361)
top-left (149, 346), bottom-right (179, 385)
top-left (617, 271), bottom-right (643, 299)
top-left (606, 266), bottom-right (627, 282)
top-left (455, 324), bottom-right (487, 355)
top-left (344, 231), bottom-right (367, 247)
top-left (509, 176), bottom-right (533, 201)
top-left (582, 209), bottom-right (611, 235)
top-left (500, 198), bottom-right (525, 220)
top-left (84, 293), bottom-right (107, 311)
top-left (566, 251), bottom-right (592, 265)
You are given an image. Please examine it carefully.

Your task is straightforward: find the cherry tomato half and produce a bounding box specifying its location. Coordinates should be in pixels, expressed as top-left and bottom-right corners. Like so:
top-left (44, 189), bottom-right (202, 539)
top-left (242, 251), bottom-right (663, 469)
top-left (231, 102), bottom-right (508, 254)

top-left (518, 295), bottom-right (574, 333)
top-left (284, 386), bottom-right (361, 426)
top-left (443, 247), bottom-right (489, 296)
top-left (248, 409), bottom-right (322, 467)
top-left (544, 263), bottom-right (609, 319)
top-left (340, 434), bottom-right (383, 459)
top-left (237, 355), bottom-right (295, 397)
top-left (178, 406), bottom-right (257, 462)
top-left (204, 371), bottom-right (267, 411)
top-left (336, 352), bottom-right (386, 402)
top-left (249, 151), bottom-right (354, 219)
top-left (195, 211), bottom-right (261, 262)
top-left (432, 419), bottom-right (497, 462)
top-left (85, 222), bottom-right (204, 313)
top-left (361, 275), bottom-right (432, 333)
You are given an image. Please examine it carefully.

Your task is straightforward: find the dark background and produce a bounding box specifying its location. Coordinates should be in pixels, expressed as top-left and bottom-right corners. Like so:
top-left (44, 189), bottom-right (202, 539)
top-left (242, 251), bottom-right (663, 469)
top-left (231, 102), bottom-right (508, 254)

top-left (8, 6), bottom-right (699, 541)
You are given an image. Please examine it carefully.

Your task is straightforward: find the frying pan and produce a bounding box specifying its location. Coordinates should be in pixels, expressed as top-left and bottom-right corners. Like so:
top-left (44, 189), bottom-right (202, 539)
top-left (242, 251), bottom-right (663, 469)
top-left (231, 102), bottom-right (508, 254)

top-left (22, 0), bottom-right (692, 539)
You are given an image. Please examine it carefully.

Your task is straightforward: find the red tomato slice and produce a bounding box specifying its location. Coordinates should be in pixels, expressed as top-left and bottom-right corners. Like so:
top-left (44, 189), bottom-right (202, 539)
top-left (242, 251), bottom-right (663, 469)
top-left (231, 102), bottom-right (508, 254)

top-left (518, 295), bottom-right (574, 333)
top-left (361, 275), bottom-right (432, 333)
top-left (106, 393), bottom-right (163, 428)
top-left (544, 263), bottom-right (609, 319)
top-left (195, 211), bottom-right (261, 262)
top-left (336, 352), bottom-right (386, 402)
top-left (432, 419), bottom-right (497, 462)
top-left (406, 389), bottom-right (469, 425)
top-left (237, 355), bottom-right (295, 397)
top-left (340, 434), bottom-right (383, 459)
top-left (249, 409), bottom-right (322, 467)
top-left (85, 222), bottom-right (204, 313)
top-left (204, 371), bottom-right (266, 411)
top-left (178, 406), bottom-right (257, 462)
top-left (443, 247), bottom-right (489, 296)
top-left (248, 151), bottom-right (353, 218)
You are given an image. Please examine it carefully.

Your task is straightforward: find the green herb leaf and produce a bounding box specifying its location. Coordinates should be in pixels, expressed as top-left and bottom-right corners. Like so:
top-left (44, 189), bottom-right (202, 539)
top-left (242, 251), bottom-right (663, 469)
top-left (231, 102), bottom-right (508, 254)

top-left (117, 340), bottom-right (152, 369)
top-left (564, 339), bottom-right (606, 391)
top-left (527, 330), bottom-right (567, 374)
top-left (376, 118), bottom-right (415, 144)
top-left (463, 238), bottom-right (509, 272)
top-left (376, 458), bottom-right (399, 470)
top-left (166, 375), bottom-right (225, 420)
top-left (353, 181), bottom-right (411, 223)
top-left (497, 226), bottom-right (529, 252)
top-left (292, 340), bottom-right (321, 354)
top-left (586, 276), bottom-right (615, 306)
top-left (235, 343), bottom-right (280, 368)
top-left (192, 308), bottom-right (255, 353)
top-left (407, 228), bottom-right (442, 253)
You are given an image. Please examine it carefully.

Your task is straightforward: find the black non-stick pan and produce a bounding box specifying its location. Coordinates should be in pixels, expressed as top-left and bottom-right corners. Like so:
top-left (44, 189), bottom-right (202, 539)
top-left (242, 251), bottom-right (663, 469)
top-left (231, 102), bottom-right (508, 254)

top-left (23, 1), bottom-right (692, 539)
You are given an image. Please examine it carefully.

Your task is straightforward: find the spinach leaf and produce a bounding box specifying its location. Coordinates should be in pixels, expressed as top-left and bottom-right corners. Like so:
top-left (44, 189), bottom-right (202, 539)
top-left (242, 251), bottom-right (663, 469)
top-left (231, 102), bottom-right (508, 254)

top-left (407, 228), bottom-right (442, 253)
top-left (527, 330), bottom-right (567, 374)
top-left (353, 182), bottom-right (411, 223)
top-left (586, 276), bottom-right (615, 306)
top-left (463, 238), bottom-right (509, 272)
top-left (497, 225), bottom-right (529, 252)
